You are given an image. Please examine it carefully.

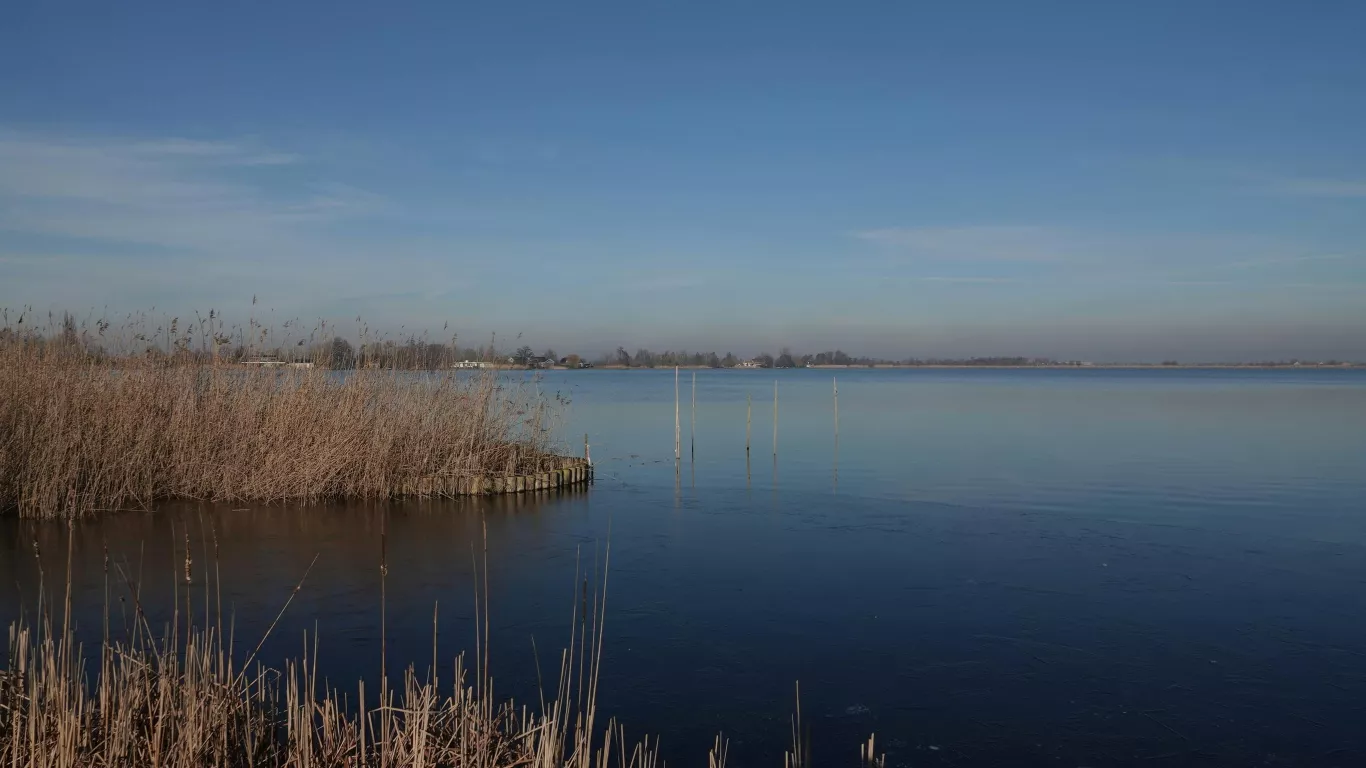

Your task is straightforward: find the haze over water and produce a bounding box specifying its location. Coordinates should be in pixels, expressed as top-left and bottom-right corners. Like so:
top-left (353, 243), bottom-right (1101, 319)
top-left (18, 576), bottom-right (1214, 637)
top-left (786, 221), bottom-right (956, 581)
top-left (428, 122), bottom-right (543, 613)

top-left (4, 368), bottom-right (1366, 766)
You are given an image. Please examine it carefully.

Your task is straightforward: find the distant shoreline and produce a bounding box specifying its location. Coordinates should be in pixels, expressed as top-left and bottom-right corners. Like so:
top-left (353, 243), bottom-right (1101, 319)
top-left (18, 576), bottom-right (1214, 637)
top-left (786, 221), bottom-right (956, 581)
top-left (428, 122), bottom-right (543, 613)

top-left (575, 363), bottom-right (1364, 371)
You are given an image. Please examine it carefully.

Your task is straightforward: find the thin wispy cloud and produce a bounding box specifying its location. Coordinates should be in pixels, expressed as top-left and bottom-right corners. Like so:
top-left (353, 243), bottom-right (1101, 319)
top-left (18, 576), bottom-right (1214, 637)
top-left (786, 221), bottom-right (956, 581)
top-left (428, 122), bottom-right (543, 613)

top-left (853, 225), bottom-right (1363, 285)
top-left (854, 226), bottom-right (1075, 262)
top-left (911, 276), bottom-right (1026, 284)
top-left (0, 129), bottom-right (384, 253)
top-left (1263, 178), bottom-right (1366, 198)
top-left (0, 129), bottom-right (569, 339)
top-left (1158, 279), bottom-right (1239, 286)
top-left (622, 273), bottom-right (711, 292)
top-left (127, 138), bottom-right (299, 165)
top-left (0, 128), bottom-right (451, 318)
top-left (0, 133), bottom-right (301, 204)
top-left (1280, 282), bottom-right (1366, 290)
top-left (1200, 253), bottom-right (1350, 271)
top-left (851, 226), bottom-right (1273, 269)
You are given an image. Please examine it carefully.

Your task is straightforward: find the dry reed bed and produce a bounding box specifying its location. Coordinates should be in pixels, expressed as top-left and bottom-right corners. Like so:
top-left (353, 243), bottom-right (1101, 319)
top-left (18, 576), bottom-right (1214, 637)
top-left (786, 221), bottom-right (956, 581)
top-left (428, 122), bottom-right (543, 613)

top-left (1, 590), bottom-right (846, 768)
top-left (0, 537), bottom-right (669, 768)
top-left (0, 343), bottom-right (562, 519)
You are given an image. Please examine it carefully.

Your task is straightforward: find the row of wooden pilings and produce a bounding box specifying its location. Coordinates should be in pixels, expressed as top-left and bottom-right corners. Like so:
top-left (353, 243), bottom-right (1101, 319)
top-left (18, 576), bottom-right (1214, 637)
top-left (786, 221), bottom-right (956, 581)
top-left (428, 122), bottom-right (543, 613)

top-left (409, 457), bottom-right (593, 496)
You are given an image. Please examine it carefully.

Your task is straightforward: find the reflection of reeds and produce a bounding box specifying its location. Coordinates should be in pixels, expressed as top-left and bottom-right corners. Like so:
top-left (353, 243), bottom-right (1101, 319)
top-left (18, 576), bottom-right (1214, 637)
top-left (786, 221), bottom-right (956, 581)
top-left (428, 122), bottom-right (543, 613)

top-left (1, 530), bottom-right (643, 768)
top-left (2, 527), bottom-right (879, 768)
top-left (1, 336), bottom-right (561, 519)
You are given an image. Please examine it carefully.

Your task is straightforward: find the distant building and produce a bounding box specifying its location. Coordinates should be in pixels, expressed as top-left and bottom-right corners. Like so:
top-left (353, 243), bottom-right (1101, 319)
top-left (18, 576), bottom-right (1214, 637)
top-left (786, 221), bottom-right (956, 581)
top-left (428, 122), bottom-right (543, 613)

top-left (242, 358), bottom-right (312, 369)
top-left (452, 360), bottom-right (491, 369)
top-left (738, 360), bottom-right (764, 369)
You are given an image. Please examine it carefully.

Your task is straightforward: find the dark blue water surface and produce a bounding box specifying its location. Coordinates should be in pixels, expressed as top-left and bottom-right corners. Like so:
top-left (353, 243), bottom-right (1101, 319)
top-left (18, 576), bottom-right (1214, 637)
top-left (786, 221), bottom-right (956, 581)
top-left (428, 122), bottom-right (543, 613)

top-left (4, 368), bottom-right (1365, 766)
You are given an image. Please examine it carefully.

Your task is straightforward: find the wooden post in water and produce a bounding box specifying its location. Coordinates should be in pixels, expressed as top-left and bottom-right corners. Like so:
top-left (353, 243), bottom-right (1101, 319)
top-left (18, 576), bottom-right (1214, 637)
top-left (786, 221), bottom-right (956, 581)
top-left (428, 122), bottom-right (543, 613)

top-left (772, 380), bottom-right (778, 458)
top-left (834, 376), bottom-right (839, 439)
top-left (674, 367), bottom-right (681, 461)
top-left (584, 432), bottom-right (591, 466)
top-left (746, 393), bottom-right (752, 454)
top-left (833, 376), bottom-right (840, 490)
top-left (691, 371), bottom-right (696, 461)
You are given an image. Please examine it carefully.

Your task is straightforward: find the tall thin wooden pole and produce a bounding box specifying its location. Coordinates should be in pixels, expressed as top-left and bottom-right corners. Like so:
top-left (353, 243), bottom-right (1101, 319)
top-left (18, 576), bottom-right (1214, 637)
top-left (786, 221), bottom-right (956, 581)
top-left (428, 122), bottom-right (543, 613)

top-left (772, 380), bottom-right (778, 458)
top-left (691, 371), bottom-right (696, 460)
top-left (674, 367), bottom-right (681, 461)
top-left (834, 377), bottom-right (839, 439)
top-left (746, 393), bottom-right (752, 454)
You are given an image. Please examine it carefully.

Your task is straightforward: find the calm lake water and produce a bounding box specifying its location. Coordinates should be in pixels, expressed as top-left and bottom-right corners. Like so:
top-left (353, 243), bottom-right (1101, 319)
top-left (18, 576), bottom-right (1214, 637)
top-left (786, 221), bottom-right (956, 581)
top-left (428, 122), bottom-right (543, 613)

top-left (4, 368), bottom-right (1366, 766)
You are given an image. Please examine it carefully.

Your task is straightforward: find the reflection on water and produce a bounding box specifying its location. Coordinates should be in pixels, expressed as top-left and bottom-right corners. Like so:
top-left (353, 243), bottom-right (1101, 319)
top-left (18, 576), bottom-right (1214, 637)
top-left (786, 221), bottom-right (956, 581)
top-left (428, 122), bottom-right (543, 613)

top-left (4, 368), bottom-right (1366, 767)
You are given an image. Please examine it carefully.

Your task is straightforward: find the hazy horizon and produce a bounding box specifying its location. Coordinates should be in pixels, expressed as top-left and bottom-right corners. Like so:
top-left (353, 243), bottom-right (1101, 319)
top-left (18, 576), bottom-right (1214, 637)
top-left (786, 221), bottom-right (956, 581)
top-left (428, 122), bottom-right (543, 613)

top-left (3, 2), bottom-right (1363, 361)
top-left (5, 303), bottom-right (1362, 364)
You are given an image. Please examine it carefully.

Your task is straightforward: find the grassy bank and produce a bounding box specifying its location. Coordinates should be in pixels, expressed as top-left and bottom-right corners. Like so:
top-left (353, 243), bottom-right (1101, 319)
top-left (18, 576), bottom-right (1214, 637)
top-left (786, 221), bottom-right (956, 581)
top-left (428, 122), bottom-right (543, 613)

top-left (0, 334), bottom-right (563, 519)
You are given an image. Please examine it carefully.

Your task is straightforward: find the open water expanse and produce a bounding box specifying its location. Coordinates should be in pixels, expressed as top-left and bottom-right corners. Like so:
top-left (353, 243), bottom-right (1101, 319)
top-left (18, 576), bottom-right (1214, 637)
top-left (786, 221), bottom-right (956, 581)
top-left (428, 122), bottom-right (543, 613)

top-left (3, 368), bottom-right (1365, 766)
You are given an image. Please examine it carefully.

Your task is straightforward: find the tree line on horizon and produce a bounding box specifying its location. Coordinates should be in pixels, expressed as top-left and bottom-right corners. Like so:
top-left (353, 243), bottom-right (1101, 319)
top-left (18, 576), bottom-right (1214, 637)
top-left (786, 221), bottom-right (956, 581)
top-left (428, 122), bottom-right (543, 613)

top-left (597, 347), bottom-right (1065, 369)
top-left (311, 341), bottom-right (1065, 369)
top-left (0, 318), bottom-right (1061, 370)
top-left (6, 311), bottom-right (1357, 370)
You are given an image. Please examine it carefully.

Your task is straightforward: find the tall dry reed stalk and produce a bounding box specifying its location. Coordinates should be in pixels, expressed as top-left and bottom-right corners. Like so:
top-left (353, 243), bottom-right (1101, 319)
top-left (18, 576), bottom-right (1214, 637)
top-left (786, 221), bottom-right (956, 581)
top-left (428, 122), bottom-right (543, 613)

top-left (0, 331), bottom-right (562, 519)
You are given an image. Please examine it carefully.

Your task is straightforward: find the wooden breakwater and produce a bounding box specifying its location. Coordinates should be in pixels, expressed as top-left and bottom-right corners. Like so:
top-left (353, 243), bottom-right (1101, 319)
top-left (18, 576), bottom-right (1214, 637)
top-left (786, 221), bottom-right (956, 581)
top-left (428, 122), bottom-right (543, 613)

top-left (402, 456), bottom-right (594, 496)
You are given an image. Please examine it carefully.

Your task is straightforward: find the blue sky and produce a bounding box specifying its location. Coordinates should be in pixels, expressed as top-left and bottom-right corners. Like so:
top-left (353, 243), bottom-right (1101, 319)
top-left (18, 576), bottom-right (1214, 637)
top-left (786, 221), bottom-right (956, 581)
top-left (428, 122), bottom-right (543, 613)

top-left (2, 1), bottom-right (1364, 361)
